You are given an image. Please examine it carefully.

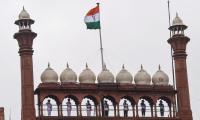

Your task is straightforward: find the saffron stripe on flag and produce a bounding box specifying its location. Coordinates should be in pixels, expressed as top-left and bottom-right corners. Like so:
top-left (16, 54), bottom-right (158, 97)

top-left (86, 6), bottom-right (99, 16)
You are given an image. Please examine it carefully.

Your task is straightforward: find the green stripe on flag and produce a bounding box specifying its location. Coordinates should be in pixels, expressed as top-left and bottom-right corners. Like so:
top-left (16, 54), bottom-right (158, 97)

top-left (86, 21), bottom-right (100, 29)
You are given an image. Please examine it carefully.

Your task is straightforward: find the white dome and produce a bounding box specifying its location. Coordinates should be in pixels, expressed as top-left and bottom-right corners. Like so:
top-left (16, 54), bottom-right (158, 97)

top-left (152, 65), bottom-right (169, 85)
top-left (41, 63), bottom-right (58, 83)
top-left (19, 7), bottom-right (30, 19)
top-left (79, 63), bottom-right (96, 83)
top-left (134, 65), bottom-right (151, 85)
top-left (97, 65), bottom-right (114, 83)
top-left (172, 13), bottom-right (184, 26)
top-left (116, 65), bottom-right (133, 84)
top-left (60, 63), bottom-right (77, 83)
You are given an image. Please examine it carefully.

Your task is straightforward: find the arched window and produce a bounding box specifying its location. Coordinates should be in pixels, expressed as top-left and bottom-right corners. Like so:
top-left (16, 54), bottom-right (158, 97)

top-left (100, 96), bottom-right (116, 117)
top-left (62, 95), bottom-right (79, 116)
top-left (156, 96), bottom-right (172, 117)
top-left (119, 98), bottom-right (133, 117)
top-left (138, 96), bottom-right (153, 117)
top-left (42, 97), bottom-right (59, 116)
top-left (81, 98), bottom-right (95, 116)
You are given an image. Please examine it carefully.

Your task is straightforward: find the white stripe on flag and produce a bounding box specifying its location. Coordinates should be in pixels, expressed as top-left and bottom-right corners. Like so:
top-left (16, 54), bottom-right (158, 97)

top-left (84, 13), bottom-right (100, 23)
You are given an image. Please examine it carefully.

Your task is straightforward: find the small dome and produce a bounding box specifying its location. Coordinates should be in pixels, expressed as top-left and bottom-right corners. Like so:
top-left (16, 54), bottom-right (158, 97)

top-left (172, 13), bottom-right (184, 26)
top-left (41, 63), bottom-right (58, 83)
top-left (19, 7), bottom-right (30, 19)
top-left (152, 65), bottom-right (169, 85)
top-left (97, 65), bottom-right (114, 83)
top-left (79, 63), bottom-right (96, 83)
top-left (60, 63), bottom-right (77, 83)
top-left (116, 65), bottom-right (133, 84)
top-left (134, 65), bottom-right (151, 85)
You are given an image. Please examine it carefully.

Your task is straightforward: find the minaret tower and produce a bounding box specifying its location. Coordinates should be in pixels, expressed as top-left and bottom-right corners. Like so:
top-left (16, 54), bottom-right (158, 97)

top-left (13, 7), bottom-right (37, 120)
top-left (168, 13), bottom-right (192, 120)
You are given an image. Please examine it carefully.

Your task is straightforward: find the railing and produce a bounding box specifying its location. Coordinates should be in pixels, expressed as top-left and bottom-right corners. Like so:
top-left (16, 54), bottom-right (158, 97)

top-left (37, 116), bottom-right (180, 120)
top-left (39, 104), bottom-right (174, 117)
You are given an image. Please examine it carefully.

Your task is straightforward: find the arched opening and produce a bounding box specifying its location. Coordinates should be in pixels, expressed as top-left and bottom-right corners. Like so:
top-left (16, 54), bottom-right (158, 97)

top-left (62, 95), bottom-right (79, 117)
top-left (42, 95), bottom-right (59, 116)
top-left (119, 96), bottom-right (135, 117)
top-left (156, 96), bottom-right (172, 117)
top-left (81, 95), bottom-right (97, 117)
top-left (100, 95), bottom-right (117, 117)
top-left (138, 96), bottom-right (153, 117)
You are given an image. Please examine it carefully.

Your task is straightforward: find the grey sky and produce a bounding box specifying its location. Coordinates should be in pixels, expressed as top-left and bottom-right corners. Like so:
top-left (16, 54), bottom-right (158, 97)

top-left (0, 0), bottom-right (199, 119)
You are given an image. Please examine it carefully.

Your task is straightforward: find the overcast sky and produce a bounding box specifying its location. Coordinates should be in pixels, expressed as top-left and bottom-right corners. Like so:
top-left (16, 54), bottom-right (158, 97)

top-left (0, 0), bottom-right (199, 120)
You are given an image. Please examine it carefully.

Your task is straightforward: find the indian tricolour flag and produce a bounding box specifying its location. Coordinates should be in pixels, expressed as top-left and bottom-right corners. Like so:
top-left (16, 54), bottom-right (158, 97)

top-left (84, 5), bottom-right (101, 29)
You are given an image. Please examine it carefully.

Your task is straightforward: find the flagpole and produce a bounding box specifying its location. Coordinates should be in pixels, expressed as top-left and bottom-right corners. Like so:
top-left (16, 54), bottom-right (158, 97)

top-left (97, 3), bottom-right (105, 116)
top-left (167, 0), bottom-right (176, 90)
top-left (97, 3), bottom-right (105, 70)
top-left (99, 28), bottom-right (104, 69)
top-left (167, 0), bottom-right (177, 114)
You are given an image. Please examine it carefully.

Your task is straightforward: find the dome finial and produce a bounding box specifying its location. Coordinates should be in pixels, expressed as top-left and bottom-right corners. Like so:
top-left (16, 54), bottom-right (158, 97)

top-left (48, 62), bottom-right (50, 68)
top-left (86, 62), bottom-right (88, 69)
top-left (141, 64), bottom-right (143, 70)
top-left (23, 6), bottom-right (25, 10)
top-left (159, 64), bottom-right (161, 70)
top-left (66, 62), bottom-right (69, 68)
top-left (176, 12), bottom-right (178, 17)
top-left (103, 63), bottom-right (107, 70)
top-left (122, 64), bottom-right (125, 69)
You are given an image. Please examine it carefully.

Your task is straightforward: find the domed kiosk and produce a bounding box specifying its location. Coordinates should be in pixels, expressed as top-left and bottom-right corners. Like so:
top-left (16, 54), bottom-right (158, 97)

top-left (97, 65), bottom-right (114, 83)
top-left (116, 65), bottom-right (133, 84)
top-left (152, 65), bottom-right (169, 85)
top-left (134, 65), bottom-right (151, 85)
top-left (41, 63), bottom-right (58, 83)
top-left (60, 63), bottom-right (77, 83)
top-left (79, 63), bottom-right (96, 83)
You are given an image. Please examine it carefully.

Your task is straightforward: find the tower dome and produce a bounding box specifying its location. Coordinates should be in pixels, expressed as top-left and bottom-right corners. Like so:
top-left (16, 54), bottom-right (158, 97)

top-left (169, 13), bottom-right (187, 36)
top-left (97, 65), bottom-right (114, 83)
top-left (172, 13), bottom-right (184, 26)
top-left (134, 65), bottom-right (151, 85)
top-left (19, 7), bottom-right (30, 19)
top-left (116, 65), bottom-right (133, 84)
top-left (79, 63), bottom-right (96, 83)
top-left (152, 65), bottom-right (169, 85)
top-left (60, 63), bottom-right (77, 83)
top-left (41, 63), bottom-right (58, 83)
